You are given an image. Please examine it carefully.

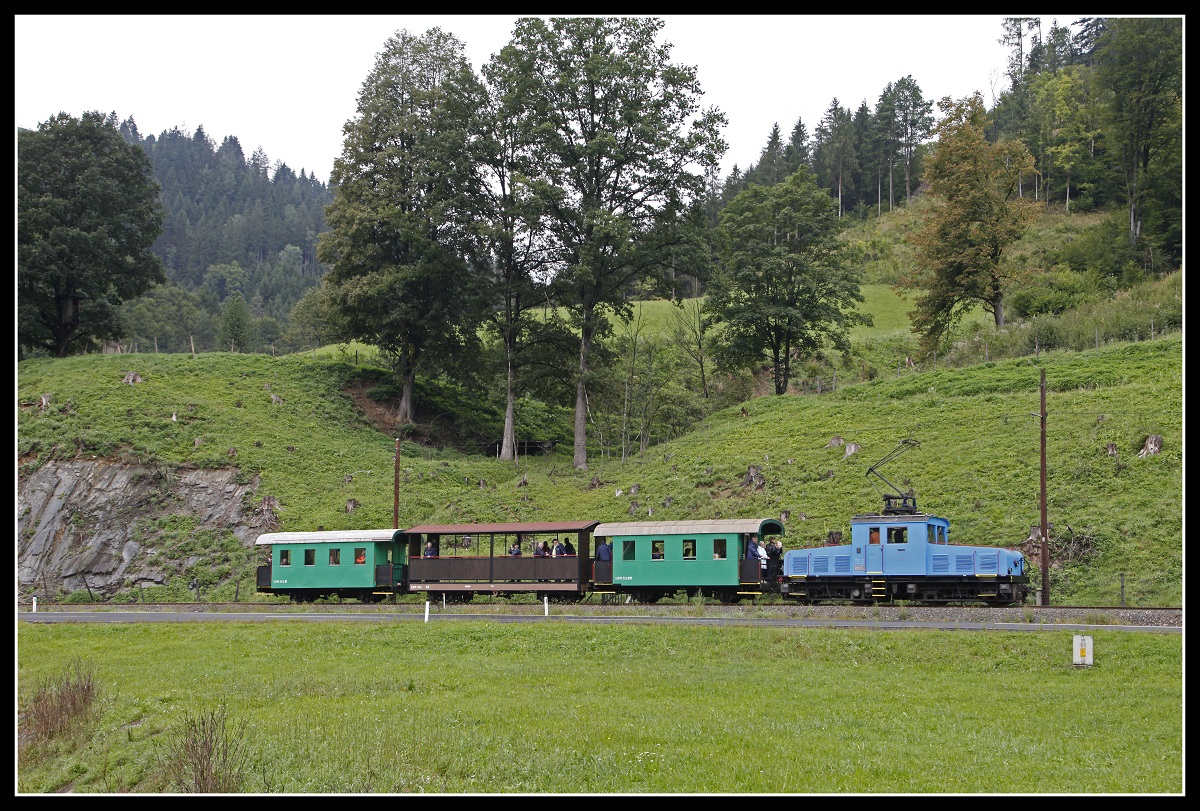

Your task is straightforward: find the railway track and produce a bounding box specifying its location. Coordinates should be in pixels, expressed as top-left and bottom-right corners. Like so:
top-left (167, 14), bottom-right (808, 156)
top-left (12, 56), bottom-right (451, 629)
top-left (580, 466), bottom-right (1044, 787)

top-left (17, 601), bottom-right (1183, 628)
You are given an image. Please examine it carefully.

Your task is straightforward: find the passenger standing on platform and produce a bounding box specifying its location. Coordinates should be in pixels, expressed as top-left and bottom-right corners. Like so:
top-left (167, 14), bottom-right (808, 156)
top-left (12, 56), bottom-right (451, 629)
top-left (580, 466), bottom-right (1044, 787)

top-left (596, 539), bottom-right (612, 561)
top-left (553, 538), bottom-right (566, 557)
top-left (758, 540), bottom-right (769, 573)
top-left (534, 541), bottom-right (549, 557)
top-left (509, 540), bottom-right (522, 556)
top-left (746, 535), bottom-right (760, 563)
top-left (423, 541), bottom-right (437, 558)
top-left (564, 539), bottom-right (576, 556)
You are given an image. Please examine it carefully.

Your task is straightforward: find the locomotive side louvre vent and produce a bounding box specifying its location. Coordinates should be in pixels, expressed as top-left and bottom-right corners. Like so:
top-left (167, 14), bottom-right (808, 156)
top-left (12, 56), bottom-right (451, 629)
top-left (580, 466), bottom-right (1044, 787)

top-left (955, 554), bottom-right (974, 573)
top-left (977, 553), bottom-right (999, 573)
top-left (813, 555), bottom-right (830, 574)
top-left (834, 555), bottom-right (851, 573)
top-left (789, 557), bottom-right (809, 576)
top-left (932, 554), bottom-right (950, 573)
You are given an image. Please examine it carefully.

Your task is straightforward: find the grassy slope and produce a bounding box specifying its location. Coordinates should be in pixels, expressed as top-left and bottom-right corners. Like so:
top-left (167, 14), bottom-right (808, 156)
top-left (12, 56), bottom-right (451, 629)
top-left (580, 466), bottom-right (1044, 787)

top-left (17, 333), bottom-right (1182, 606)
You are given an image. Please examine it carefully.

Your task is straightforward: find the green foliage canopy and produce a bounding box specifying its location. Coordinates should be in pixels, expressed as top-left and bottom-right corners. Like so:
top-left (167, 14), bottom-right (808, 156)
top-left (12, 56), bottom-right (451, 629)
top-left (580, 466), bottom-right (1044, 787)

top-left (318, 28), bottom-right (488, 424)
top-left (18, 111), bottom-right (166, 357)
top-left (506, 16), bottom-right (727, 469)
top-left (707, 167), bottom-right (868, 395)
top-left (905, 93), bottom-right (1036, 351)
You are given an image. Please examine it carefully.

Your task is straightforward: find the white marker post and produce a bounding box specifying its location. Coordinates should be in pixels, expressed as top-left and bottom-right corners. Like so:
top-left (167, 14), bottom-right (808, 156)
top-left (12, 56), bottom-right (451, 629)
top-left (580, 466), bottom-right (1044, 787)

top-left (544, 595), bottom-right (549, 616)
top-left (425, 600), bottom-right (430, 623)
top-left (32, 597), bottom-right (37, 613)
top-left (1073, 634), bottom-right (1094, 667)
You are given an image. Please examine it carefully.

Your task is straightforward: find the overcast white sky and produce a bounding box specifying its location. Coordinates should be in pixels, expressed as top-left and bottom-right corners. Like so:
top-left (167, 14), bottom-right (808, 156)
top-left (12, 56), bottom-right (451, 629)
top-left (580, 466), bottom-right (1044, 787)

top-left (15, 15), bottom-right (1075, 184)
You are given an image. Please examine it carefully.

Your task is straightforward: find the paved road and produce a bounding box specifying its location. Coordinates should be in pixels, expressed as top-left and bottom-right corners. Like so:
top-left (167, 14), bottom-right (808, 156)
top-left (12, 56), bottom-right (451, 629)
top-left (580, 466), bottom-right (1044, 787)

top-left (17, 610), bottom-right (1182, 633)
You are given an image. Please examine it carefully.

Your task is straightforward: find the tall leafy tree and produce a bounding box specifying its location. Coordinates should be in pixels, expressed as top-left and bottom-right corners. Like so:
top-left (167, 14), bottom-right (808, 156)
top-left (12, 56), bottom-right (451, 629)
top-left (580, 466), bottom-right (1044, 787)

top-left (509, 16), bottom-right (726, 469)
top-left (18, 111), bottom-right (166, 357)
top-left (905, 93), bottom-right (1036, 350)
top-left (705, 167), bottom-right (868, 395)
top-left (317, 27), bottom-right (486, 425)
top-left (470, 40), bottom-right (576, 461)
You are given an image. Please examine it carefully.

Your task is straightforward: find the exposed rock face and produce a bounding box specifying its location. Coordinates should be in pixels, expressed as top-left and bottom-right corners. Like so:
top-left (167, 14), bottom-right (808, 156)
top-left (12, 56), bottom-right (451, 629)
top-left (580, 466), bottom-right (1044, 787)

top-left (17, 460), bottom-right (261, 597)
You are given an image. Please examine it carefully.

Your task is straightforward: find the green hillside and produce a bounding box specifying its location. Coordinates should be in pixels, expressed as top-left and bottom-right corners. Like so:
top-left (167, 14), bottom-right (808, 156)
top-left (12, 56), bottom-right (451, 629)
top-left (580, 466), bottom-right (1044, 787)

top-left (18, 332), bottom-right (1182, 607)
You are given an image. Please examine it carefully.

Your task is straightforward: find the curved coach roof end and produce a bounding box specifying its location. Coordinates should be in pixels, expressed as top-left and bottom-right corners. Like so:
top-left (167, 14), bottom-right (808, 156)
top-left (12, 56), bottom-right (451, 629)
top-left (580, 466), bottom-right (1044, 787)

top-left (254, 528), bottom-right (407, 546)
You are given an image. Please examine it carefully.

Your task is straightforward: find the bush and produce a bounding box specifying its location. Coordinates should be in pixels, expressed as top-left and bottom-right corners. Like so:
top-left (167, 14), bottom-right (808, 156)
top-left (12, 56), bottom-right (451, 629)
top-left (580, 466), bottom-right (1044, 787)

top-left (20, 658), bottom-right (97, 744)
top-left (160, 706), bottom-right (251, 793)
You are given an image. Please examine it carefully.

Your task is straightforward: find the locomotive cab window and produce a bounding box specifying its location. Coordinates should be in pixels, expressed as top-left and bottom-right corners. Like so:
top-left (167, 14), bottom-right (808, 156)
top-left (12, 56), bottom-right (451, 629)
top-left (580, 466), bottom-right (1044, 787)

top-left (304, 549), bottom-right (316, 566)
top-left (682, 540), bottom-right (696, 560)
top-left (888, 527), bottom-right (908, 544)
top-left (938, 526), bottom-right (946, 544)
top-left (651, 540), bottom-right (665, 560)
top-left (622, 540), bottom-right (636, 561)
top-left (354, 548), bottom-right (366, 564)
top-left (928, 525), bottom-right (936, 544)
top-left (279, 549), bottom-right (290, 566)
top-left (329, 548), bottom-right (341, 565)
top-left (868, 528), bottom-right (881, 545)
top-left (713, 538), bottom-right (727, 559)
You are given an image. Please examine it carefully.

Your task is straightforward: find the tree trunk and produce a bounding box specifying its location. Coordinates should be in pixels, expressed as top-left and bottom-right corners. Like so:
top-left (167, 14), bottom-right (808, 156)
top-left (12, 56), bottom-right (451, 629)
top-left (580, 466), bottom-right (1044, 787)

top-left (573, 324), bottom-right (592, 470)
top-left (500, 355), bottom-right (516, 461)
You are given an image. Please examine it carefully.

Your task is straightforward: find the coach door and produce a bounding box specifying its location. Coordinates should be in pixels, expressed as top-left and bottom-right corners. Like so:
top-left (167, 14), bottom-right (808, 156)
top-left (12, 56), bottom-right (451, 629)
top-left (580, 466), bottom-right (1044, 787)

top-left (864, 524), bottom-right (883, 573)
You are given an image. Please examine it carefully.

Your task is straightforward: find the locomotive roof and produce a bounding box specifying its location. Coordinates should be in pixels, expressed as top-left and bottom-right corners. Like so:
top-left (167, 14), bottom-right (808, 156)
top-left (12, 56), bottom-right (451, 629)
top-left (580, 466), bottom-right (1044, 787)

top-left (401, 520), bottom-right (600, 535)
top-left (594, 518), bottom-right (784, 537)
top-left (850, 513), bottom-right (945, 523)
top-left (254, 528), bottom-right (404, 546)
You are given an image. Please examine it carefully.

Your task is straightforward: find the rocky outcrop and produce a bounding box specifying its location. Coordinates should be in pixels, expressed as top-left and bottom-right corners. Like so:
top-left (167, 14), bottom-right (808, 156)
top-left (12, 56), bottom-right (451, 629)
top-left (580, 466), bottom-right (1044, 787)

top-left (17, 460), bottom-right (263, 597)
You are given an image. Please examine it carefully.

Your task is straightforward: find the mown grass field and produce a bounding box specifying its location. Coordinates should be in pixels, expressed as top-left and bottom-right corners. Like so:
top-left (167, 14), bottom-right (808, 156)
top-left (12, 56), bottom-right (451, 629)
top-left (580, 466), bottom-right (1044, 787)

top-left (16, 621), bottom-right (1183, 794)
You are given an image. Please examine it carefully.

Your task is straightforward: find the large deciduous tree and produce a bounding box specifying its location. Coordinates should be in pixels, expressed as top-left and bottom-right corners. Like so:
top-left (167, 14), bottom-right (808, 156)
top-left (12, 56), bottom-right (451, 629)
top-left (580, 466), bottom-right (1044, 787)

top-left (317, 28), bottom-right (486, 425)
top-left (508, 16), bottom-right (726, 469)
top-left (18, 111), bottom-right (166, 357)
top-left (706, 167), bottom-right (868, 395)
top-left (904, 93), bottom-right (1036, 352)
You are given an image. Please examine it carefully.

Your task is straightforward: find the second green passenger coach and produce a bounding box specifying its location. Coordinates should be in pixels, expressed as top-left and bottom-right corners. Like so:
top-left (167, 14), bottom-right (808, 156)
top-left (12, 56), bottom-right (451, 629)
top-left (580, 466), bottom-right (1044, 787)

top-left (593, 518), bottom-right (784, 603)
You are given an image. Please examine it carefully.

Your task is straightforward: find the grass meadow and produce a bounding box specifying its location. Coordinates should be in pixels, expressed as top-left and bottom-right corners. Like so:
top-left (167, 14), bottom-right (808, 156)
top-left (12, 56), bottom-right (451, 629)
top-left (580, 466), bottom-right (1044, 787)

top-left (17, 620), bottom-right (1183, 794)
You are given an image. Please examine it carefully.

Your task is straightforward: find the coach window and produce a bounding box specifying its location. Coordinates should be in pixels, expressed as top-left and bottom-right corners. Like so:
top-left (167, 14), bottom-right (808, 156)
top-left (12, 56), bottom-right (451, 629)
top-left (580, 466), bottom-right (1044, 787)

top-left (279, 549), bottom-right (291, 566)
top-left (622, 540), bottom-right (636, 561)
top-left (304, 549), bottom-right (316, 566)
top-left (888, 527), bottom-right (908, 544)
top-left (683, 539), bottom-right (696, 560)
top-left (651, 540), bottom-right (665, 560)
top-left (354, 548), bottom-right (366, 564)
top-left (713, 538), bottom-right (727, 560)
top-left (329, 548), bottom-right (341, 565)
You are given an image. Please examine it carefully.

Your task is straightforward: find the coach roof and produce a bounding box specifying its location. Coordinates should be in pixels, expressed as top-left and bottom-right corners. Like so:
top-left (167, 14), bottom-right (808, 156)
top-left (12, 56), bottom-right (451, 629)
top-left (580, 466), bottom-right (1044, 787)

top-left (593, 518), bottom-right (784, 537)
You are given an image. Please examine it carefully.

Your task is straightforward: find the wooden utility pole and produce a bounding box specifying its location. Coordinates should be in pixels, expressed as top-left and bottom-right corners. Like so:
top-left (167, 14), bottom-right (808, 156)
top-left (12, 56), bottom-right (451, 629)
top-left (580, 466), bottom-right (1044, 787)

top-left (1039, 367), bottom-right (1050, 605)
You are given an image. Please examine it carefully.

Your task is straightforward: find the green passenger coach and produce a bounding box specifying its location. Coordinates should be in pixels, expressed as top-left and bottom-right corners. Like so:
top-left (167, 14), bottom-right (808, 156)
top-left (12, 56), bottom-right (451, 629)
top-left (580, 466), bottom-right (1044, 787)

top-left (255, 528), bottom-right (406, 602)
top-left (593, 518), bottom-right (784, 603)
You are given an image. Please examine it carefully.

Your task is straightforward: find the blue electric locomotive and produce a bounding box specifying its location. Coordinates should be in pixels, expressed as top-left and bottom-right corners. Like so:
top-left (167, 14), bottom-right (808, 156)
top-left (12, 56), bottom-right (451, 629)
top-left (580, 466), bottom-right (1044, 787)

top-left (778, 440), bottom-right (1029, 605)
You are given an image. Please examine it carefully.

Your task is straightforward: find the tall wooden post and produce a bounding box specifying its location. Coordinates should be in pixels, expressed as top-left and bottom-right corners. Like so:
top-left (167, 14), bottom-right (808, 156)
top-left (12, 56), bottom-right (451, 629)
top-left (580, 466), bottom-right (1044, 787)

top-left (1039, 367), bottom-right (1050, 606)
top-left (393, 438), bottom-right (401, 530)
